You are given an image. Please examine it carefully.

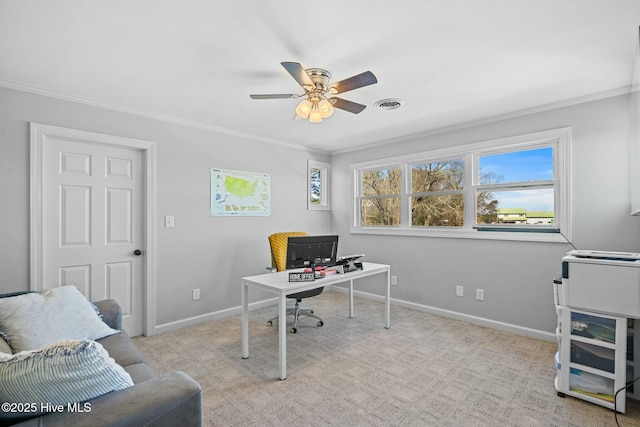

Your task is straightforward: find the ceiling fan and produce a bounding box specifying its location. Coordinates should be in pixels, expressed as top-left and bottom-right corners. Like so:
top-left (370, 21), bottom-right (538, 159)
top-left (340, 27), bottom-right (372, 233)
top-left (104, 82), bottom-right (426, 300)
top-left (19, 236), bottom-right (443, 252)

top-left (249, 62), bottom-right (377, 123)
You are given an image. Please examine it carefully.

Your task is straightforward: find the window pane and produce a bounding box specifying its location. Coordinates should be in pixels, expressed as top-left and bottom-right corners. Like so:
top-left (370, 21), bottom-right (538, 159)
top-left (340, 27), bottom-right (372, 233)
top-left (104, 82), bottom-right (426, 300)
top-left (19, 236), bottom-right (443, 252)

top-left (362, 168), bottom-right (401, 196)
top-left (411, 194), bottom-right (464, 227)
top-left (479, 147), bottom-right (553, 184)
top-left (476, 188), bottom-right (554, 225)
top-left (412, 159), bottom-right (464, 193)
top-left (310, 167), bottom-right (321, 205)
top-left (361, 198), bottom-right (400, 226)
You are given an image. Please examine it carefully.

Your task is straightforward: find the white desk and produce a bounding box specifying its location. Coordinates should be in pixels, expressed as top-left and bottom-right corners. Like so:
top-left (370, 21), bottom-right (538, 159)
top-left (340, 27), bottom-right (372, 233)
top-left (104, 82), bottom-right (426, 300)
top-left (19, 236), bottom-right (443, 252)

top-left (241, 262), bottom-right (391, 380)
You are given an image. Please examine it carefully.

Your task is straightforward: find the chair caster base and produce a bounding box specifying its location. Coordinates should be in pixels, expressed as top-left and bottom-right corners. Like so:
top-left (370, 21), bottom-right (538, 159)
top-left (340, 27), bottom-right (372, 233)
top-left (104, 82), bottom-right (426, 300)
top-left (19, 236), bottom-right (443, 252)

top-left (266, 305), bottom-right (324, 333)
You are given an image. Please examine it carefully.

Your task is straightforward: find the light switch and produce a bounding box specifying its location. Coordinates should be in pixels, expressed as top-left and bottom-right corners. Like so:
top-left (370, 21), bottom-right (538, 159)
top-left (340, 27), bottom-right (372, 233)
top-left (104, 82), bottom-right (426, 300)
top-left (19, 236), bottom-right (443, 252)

top-left (165, 215), bottom-right (175, 228)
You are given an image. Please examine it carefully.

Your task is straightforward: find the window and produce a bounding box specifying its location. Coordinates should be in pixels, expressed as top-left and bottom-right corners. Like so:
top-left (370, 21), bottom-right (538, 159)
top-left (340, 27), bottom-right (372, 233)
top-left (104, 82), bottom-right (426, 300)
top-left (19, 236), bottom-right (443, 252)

top-left (351, 128), bottom-right (571, 242)
top-left (475, 146), bottom-right (555, 228)
top-left (411, 159), bottom-right (464, 227)
top-left (359, 166), bottom-right (401, 225)
top-left (308, 160), bottom-right (330, 210)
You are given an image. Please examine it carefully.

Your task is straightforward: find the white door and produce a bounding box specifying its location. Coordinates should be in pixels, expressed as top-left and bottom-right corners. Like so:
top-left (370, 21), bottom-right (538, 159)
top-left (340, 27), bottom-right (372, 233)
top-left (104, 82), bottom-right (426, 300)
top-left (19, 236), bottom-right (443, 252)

top-left (41, 137), bottom-right (144, 336)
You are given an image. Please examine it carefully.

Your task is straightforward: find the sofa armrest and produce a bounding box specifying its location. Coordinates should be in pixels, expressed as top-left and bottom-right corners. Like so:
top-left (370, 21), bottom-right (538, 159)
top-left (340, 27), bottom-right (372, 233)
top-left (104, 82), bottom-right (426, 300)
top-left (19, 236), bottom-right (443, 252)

top-left (93, 299), bottom-right (122, 330)
top-left (14, 371), bottom-right (202, 427)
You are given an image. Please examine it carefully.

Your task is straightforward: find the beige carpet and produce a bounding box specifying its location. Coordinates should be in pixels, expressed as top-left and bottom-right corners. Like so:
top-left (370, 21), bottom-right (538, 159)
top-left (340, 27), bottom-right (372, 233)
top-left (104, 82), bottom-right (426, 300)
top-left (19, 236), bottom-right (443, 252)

top-left (133, 291), bottom-right (640, 426)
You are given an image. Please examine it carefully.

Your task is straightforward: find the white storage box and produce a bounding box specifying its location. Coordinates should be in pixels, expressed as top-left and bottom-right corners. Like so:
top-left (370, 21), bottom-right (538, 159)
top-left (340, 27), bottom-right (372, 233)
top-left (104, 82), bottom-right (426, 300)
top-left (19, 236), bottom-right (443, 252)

top-left (561, 251), bottom-right (640, 318)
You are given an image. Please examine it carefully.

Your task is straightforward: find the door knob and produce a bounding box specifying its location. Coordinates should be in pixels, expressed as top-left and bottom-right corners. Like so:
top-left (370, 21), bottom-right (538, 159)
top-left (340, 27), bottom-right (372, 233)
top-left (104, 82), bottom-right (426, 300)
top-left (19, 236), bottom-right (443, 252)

top-left (133, 249), bottom-right (143, 256)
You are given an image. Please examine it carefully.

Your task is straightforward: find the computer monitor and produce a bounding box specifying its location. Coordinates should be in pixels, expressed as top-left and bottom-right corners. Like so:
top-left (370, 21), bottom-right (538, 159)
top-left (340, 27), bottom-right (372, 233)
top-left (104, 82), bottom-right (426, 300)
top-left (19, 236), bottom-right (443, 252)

top-left (286, 235), bottom-right (339, 269)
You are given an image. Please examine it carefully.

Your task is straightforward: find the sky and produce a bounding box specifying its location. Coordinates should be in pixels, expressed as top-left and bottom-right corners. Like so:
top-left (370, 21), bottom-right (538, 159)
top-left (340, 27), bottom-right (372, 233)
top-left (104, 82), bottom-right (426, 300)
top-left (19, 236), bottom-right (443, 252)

top-left (479, 147), bottom-right (553, 182)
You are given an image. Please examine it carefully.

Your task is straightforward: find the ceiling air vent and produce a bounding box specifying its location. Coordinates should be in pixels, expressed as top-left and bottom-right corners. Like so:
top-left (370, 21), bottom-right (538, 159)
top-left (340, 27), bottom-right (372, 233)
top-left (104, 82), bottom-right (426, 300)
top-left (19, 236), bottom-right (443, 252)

top-left (375, 98), bottom-right (405, 110)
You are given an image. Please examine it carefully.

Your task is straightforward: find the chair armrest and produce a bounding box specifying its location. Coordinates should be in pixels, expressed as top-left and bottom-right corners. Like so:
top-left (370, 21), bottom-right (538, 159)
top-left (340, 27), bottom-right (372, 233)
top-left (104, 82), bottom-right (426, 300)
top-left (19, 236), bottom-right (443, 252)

top-left (93, 299), bottom-right (122, 330)
top-left (15, 371), bottom-right (202, 427)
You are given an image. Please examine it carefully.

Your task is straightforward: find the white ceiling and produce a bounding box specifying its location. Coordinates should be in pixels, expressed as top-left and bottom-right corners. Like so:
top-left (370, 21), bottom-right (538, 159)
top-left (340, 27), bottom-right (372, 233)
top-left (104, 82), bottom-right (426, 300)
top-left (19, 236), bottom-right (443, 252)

top-left (1, 1), bottom-right (639, 153)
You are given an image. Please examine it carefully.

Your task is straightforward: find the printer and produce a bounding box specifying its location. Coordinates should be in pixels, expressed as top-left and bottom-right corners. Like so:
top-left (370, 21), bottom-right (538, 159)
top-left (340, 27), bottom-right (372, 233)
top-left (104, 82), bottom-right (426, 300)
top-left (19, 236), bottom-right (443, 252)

top-left (560, 250), bottom-right (640, 318)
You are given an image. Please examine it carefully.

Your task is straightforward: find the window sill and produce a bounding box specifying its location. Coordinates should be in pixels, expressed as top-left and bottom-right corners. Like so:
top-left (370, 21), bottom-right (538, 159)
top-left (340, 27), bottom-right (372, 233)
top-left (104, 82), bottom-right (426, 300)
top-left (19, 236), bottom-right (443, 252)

top-left (351, 226), bottom-right (571, 243)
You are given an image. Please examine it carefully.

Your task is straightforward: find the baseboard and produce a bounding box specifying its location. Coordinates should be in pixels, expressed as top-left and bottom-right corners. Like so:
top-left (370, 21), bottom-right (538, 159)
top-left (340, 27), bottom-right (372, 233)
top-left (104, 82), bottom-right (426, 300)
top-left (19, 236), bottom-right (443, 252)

top-left (151, 297), bottom-right (278, 336)
top-left (329, 286), bottom-right (556, 342)
top-left (151, 287), bottom-right (554, 342)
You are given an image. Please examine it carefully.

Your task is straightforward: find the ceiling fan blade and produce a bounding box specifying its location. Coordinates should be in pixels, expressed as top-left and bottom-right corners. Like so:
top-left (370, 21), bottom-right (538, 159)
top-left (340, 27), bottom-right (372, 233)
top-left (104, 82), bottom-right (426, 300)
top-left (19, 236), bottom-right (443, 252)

top-left (329, 97), bottom-right (367, 114)
top-left (250, 94), bottom-right (300, 99)
top-left (281, 62), bottom-right (314, 88)
top-left (328, 71), bottom-right (377, 94)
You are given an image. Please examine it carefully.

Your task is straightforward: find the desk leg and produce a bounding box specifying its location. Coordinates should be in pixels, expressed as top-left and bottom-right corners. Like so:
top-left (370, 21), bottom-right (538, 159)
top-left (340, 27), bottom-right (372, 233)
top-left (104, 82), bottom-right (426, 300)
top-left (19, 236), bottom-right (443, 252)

top-left (241, 281), bottom-right (249, 359)
top-left (385, 268), bottom-right (391, 329)
top-left (278, 293), bottom-right (287, 380)
top-left (348, 278), bottom-right (354, 318)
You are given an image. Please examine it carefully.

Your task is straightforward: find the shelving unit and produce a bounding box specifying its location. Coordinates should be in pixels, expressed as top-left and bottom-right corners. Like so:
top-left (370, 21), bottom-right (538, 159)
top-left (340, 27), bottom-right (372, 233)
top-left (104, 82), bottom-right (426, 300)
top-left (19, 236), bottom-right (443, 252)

top-left (552, 252), bottom-right (640, 411)
top-left (555, 307), bottom-right (628, 412)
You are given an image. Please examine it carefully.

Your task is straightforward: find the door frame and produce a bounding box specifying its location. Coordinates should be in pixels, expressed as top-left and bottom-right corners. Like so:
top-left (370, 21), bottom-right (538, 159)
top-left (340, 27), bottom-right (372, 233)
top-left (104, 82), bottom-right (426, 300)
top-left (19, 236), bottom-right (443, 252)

top-left (30, 123), bottom-right (157, 336)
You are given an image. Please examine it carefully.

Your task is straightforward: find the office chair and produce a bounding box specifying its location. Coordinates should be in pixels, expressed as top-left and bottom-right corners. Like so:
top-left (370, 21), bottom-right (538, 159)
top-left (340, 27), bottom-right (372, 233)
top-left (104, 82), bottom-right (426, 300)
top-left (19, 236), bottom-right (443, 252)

top-left (266, 231), bottom-right (324, 334)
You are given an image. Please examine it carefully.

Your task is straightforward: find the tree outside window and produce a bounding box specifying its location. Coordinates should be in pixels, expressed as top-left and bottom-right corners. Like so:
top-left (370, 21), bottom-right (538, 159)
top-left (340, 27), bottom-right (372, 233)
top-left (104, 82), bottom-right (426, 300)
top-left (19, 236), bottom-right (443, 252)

top-left (308, 160), bottom-right (330, 211)
top-left (360, 167), bottom-right (401, 226)
top-left (410, 160), bottom-right (464, 227)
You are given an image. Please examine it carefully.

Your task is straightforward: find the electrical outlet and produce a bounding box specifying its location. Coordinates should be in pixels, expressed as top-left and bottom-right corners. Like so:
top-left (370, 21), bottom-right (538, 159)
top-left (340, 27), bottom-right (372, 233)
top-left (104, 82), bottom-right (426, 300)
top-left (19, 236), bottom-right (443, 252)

top-left (476, 288), bottom-right (485, 301)
top-left (192, 288), bottom-right (200, 300)
top-left (391, 276), bottom-right (397, 286)
top-left (456, 286), bottom-right (464, 297)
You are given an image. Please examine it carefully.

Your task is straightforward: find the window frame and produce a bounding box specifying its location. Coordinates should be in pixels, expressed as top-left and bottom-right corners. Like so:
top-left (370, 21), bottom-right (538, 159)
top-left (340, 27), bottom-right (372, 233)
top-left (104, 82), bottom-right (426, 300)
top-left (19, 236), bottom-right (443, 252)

top-left (409, 157), bottom-right (466, 228)
top-left (308, 160), bottom-right (331, 211)
top-left (356, 163), bottom-right (404, 226)
top-left (350, 128), bottom-right (571, 242)
top-left (472, 142), bottom-right (558, 231)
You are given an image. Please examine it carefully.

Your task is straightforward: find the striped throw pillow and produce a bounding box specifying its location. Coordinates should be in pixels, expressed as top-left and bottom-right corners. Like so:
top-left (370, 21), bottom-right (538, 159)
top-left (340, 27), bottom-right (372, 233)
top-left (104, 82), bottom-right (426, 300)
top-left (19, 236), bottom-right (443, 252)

top-left (0, 340), bottom-right (133, 409)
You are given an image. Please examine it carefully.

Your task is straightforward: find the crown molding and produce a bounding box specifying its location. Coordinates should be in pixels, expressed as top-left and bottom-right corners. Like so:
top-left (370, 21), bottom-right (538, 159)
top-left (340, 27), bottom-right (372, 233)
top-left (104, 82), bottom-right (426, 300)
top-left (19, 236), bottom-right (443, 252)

top-left (332, 83), bottom-right (640, 155)
top-left (0, 79), bottom-right (329, 155)
top-left (2, 78), bottom-right (636, 158)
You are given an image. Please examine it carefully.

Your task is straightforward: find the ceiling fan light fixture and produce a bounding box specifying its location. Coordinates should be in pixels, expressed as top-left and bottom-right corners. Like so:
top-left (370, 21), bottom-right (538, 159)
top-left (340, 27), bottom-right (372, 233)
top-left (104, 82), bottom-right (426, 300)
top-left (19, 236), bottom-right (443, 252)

top-left (318, 98), bottom-right (334, 118)
top-left (308, 104), bottom-right (323, 123)
top-left (251, 62), bottom-right (378, 123)
top-left (295, 99), bottom-right (312, 118)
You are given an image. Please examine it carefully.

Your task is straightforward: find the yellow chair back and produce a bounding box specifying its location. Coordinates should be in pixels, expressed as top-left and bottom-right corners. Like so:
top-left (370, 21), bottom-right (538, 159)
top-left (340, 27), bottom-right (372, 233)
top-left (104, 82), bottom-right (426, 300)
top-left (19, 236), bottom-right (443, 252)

top-left (269, 231), bottom-right (310, 272)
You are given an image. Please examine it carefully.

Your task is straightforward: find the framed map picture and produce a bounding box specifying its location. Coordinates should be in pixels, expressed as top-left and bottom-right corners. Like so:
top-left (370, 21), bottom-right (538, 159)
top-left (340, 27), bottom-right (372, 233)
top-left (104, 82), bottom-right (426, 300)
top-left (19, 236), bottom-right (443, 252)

top-left (211, 169), bottom-right (271, 216)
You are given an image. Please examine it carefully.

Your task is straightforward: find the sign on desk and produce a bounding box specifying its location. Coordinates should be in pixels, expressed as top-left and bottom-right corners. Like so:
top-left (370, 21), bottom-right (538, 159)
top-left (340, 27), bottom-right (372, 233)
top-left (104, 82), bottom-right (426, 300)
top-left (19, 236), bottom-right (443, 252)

top-left (288, 272), bottom-right (315, 282)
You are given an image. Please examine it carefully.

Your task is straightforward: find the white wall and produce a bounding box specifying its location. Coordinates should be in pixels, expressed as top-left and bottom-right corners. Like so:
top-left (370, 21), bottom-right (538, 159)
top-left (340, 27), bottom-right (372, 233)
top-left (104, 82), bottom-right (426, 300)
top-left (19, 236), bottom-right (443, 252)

top-left (0, 87), bottom-right (331, 329)
top-left (331, 94), bottom-right (640, 336)
top-left (2, 86), bottom-right (637, 337)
